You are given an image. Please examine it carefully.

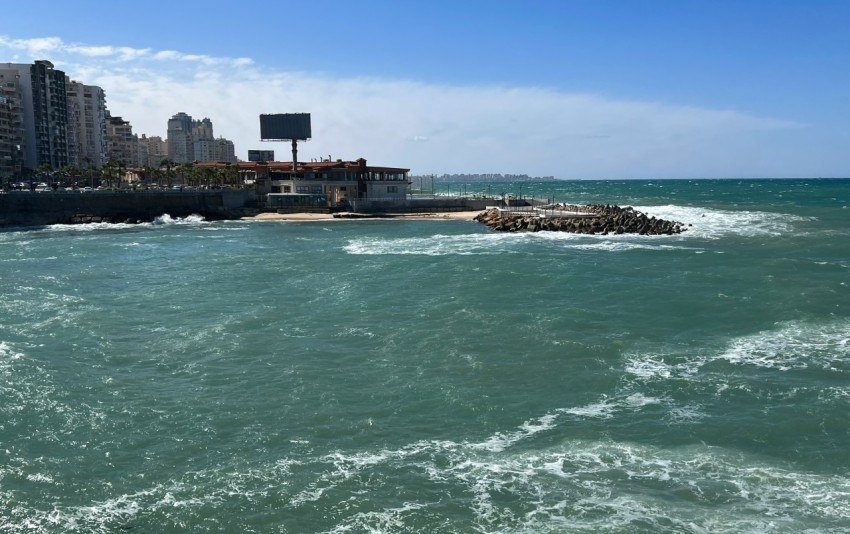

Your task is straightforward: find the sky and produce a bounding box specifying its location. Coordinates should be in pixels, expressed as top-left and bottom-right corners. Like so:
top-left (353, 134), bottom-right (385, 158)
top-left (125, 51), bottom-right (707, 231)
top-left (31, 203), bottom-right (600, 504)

top-left (1, 0), bottom-right (848, 178)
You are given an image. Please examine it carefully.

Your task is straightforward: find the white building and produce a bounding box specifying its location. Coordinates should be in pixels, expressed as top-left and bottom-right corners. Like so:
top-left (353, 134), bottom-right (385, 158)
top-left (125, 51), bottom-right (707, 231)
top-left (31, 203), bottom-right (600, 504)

top-left (166, 112), bottom-right (237, 163)
top-left (66, 79), bottom-right (108, 168)
top-left (166, 112), bottom-right (193, 163)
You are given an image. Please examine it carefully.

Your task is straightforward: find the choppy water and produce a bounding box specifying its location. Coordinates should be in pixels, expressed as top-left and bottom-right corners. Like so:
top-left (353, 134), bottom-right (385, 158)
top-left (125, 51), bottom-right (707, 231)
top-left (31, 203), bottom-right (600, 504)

top-left (1, 179), bottom-right (849, 532)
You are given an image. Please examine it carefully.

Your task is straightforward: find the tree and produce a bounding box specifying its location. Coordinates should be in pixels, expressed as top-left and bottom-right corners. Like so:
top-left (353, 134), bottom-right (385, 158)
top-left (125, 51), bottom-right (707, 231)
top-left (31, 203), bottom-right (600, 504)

top-left (201, 166), bottom-right (216, 188)
top-left (101, 159), bottom-right (121, 189)
top-left (222, 163), bottom-right (239, 188)
top-left (159, 158), bottom-right (175, 188)
top-left (82, 156), bottom-right (94, 189)
top-left (140, 166), bottom-right (155, 188)
top-left (176, 162), bottom-right (193, 186)
top-left (36, 163), bottom-right (52, 187)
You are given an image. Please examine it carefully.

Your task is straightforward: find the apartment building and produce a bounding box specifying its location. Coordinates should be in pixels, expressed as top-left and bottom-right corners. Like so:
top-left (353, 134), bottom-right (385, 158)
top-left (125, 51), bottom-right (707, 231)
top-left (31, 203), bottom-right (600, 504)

top-left (166, 112), bottom-right (193, 163)
top-left (105, 114), bottom-right (138, 167)
top-left (1, 60), bottom-right (70, 170)
top-left (138, 134), bottom-right (168, 167)
top-left (0, 71), bottom-right (24, 180)
top-left (166, 112), bottom-right (237, 163)
top-left (66, 79), bottom-right (108, 168)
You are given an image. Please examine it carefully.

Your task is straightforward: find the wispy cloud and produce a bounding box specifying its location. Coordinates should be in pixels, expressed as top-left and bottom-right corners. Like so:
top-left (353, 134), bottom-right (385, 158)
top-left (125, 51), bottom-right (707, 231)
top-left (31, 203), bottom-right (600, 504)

top-left (2, 35), bottom-right (826, 178)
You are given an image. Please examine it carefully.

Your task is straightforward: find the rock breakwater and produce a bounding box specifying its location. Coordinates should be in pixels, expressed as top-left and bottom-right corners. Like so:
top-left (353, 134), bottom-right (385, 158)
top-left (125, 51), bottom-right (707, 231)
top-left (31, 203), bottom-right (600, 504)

top-left (474, 203), bottom-right (687, 235)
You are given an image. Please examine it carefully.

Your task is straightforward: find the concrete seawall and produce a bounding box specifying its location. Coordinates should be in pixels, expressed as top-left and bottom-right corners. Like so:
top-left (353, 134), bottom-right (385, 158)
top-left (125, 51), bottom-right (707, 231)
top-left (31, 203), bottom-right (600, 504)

top-left (0, 190), bottom-right (256, 227)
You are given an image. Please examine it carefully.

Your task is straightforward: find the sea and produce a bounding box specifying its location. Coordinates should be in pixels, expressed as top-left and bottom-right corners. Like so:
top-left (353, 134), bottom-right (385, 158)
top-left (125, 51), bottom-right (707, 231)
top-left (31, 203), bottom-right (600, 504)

top-left (1, 178), bottom-right (848, 533)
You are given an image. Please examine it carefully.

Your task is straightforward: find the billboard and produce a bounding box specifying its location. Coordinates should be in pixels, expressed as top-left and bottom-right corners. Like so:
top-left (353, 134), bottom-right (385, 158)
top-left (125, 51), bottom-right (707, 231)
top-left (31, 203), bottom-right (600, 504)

top-left (260, 113), bottom-right (312, 140)
top-left (248, 150), bottom-right (274, 162)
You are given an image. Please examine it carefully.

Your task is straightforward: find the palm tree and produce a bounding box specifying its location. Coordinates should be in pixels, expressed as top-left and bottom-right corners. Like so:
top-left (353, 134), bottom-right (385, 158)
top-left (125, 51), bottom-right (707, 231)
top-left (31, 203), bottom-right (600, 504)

top-left (159, 158), bottom-right (175, 188)
top-left (202, 166), bottom-right (216, 188)
top-left (101, 159), bottom-right (121, 189)
top-left (82, 156), bottom-right (94, 189)
top-left (223, 163), bottom-right (239, 188)
top-left (176, 162), bottom-right (193, 187)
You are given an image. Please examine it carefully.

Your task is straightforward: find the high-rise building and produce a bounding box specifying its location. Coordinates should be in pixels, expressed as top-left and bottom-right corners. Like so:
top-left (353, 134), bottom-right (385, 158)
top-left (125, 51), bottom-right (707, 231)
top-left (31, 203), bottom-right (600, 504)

top-left (164, 112), bottom-right (237, 164)
top-left (0, 70), bottom-right (25, 180)
top-left (166, 112), bottom-right (193, 163)
top-left (105, 114), bottom-right (138, 167)
top-left (193, 117), bottom-right (213, 141)
top-left (192, 137), bottom-right (237, 163)
top-left (139, 134), bottom-right (168, 167)
top-left (215, 138), bottom-right (236, 163)
top-left (66, 79), bottom-right (107, 168)
top-left (0, 60), bottom-right (69, 170)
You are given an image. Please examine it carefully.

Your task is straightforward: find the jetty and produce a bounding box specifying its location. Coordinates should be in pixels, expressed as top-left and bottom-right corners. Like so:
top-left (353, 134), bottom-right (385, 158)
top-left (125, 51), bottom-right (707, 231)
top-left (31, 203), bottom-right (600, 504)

top-left (474, 203), bottom-right (687, 235)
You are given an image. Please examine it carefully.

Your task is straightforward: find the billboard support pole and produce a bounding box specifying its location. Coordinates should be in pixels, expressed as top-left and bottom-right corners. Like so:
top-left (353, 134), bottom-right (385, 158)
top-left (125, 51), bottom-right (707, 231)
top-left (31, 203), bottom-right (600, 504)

top-left (291, 139), bottom-right (298, 172)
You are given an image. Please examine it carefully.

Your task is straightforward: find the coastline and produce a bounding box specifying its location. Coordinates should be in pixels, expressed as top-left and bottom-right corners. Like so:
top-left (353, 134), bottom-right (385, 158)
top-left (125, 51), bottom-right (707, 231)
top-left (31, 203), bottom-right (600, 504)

top-left (243, 210), bottom-right (484, 222)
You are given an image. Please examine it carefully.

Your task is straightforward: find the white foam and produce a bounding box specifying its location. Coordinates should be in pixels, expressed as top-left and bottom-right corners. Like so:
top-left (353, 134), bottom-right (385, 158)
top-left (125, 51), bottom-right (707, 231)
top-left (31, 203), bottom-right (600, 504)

top-left (344, 232), bottom-right (526, 256)
top-left (343, 204), bottom-right (809, 255)
top-left (44, 221), bottom-right (139, 232)
top-left (718, 319), bottom-right (850, 371)
top-left (560, 391), bottom-right (666, 420)
top-left (633, 204), bottom-right (811, 240)
top-left (561, 398), bottom-right (618, 419)
top-left (469, 413), bottom-right (560, 452)
top-left (152, 213), bottom-right (206, 225)
top-left (8, 423), bottom-right (847, 532)
top-left (25, 473), bottom-right (54, 484)
top-left (326, 502), bottom-right (426, 533)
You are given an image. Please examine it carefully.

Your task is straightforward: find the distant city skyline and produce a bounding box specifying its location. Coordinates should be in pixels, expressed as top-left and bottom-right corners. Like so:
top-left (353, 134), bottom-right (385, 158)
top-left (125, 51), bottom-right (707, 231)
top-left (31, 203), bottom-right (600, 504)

top-left (1, 1), bottom-right (848, 178)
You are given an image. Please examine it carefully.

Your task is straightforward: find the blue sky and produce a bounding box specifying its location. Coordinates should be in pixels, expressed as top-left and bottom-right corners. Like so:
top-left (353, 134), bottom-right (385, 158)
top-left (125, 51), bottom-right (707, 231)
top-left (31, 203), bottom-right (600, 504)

top-left (2, 1), bottom-right (848, 178)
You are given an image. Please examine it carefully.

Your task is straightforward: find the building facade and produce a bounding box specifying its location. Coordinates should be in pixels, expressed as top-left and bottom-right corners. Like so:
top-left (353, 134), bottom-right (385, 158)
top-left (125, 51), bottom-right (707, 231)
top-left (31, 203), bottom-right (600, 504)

top-left (66, 79), bottom-right (108, 168)
top-left (1, 60), bottom-right (70, 171)
top-left (215, 138), bottom-right (236, 163)
top-left (197, 158), bottom-right (409, 209)
top-left (138, 134), bottom-right (168, 167)
top-left (105, 114), bottom-right (138, 167)
top-left (167, 112), bottom-right (237, 163)
top-left (0, 71), bottom-right (25, 181)
top-left (166, 112), bottom-right (193, 163)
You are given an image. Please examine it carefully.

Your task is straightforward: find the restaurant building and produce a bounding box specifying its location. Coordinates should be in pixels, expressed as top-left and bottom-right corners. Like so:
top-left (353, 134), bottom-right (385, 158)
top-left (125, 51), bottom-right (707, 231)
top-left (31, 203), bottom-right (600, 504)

top-left (197, 157), bottom-right (410, 211)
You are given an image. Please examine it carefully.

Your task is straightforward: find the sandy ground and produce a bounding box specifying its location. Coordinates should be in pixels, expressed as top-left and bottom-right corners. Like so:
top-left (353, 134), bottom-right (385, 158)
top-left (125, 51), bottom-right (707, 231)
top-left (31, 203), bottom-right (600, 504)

top-left (243, 211), bottom-right (484, 222)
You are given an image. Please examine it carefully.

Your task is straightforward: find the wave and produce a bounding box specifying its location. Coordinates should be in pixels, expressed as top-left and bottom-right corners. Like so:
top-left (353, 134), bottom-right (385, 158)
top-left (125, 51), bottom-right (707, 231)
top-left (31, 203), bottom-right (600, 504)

top-left (35, 213), bottom-right (208, 233)
top-left (634, 204), bottom-right (812, 240)
top-left (151, 213), bottom-right (207, 225)
top-left (344, 232), bottom-right (528, 256)
top-left (717, 319), bottom-right (850, 372)
top-left (343, 204), bottom-right (811, 255)
top-left (6, 402), bottom-right (849, 532)
top-left (625, 319), bottom-right (850, 380)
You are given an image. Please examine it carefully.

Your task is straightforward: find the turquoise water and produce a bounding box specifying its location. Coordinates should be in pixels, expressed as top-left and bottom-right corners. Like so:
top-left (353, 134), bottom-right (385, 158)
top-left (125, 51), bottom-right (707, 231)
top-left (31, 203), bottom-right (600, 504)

top-left (1, 179), bottom-right (849, 532)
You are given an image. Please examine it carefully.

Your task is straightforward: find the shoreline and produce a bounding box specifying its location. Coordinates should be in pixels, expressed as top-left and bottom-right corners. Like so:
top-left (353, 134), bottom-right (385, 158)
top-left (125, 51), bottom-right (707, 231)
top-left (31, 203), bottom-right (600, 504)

top-left (242, 211), bottom-right (484, 222)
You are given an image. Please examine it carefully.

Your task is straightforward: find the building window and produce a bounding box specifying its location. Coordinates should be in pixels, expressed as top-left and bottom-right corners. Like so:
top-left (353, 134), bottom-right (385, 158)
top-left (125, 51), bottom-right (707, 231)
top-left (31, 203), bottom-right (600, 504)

top-left (296, 185), bottom-right (323, 194)
top-left (387, 185), bottom-right (398, 193)
top-left (283, 185), bottom-right (291, 193)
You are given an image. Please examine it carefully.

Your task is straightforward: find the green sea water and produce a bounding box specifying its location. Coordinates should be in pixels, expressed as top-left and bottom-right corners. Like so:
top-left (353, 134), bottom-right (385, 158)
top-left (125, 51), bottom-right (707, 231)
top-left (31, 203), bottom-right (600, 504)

top-left (1, 179), bottom-right (849, 532)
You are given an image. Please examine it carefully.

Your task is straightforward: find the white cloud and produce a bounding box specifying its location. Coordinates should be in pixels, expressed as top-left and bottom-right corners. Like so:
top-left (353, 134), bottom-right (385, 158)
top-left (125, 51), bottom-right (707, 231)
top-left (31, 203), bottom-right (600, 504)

top-left (0, 36), bottom-right (63, 56)
top-left (2, 35), bottom-right (830, 178)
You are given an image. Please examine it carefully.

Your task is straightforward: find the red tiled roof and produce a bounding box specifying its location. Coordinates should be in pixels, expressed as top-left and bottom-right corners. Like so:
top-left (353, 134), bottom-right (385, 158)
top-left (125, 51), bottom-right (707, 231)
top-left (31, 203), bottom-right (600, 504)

top-left (194, 160), bottom-right (409, 172)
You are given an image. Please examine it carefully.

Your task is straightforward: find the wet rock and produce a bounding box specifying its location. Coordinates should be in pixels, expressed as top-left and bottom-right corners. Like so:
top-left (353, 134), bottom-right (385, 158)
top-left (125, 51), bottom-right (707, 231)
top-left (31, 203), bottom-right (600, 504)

top-left (475, 204), bottom-right (686, 235)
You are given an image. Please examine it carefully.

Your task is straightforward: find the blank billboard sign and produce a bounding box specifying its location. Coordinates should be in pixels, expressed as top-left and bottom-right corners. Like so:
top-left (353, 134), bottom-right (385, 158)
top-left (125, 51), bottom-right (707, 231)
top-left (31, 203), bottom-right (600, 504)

top-left (260, 113), bottom-right (312, 140)
top-left (248, 150), bottom-right (274, 162)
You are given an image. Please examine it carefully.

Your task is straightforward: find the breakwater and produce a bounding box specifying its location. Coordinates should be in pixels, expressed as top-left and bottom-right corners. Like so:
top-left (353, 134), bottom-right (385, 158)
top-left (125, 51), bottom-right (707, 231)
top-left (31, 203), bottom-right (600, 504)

top-left (0, 190), bottom-right (257, 227)
top-left (474, 203), bottom-right (688, 235)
